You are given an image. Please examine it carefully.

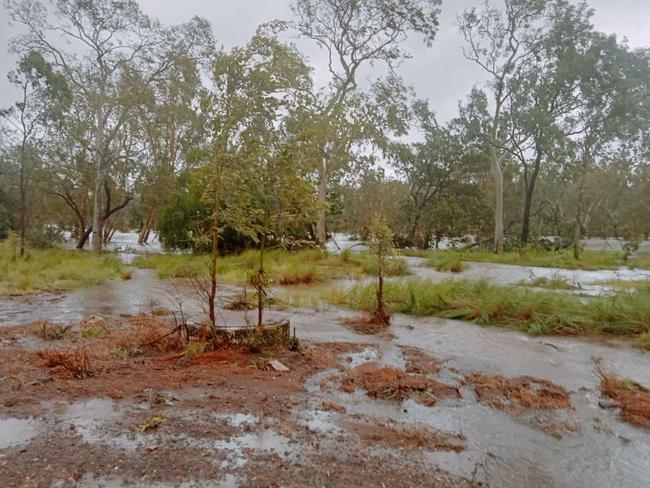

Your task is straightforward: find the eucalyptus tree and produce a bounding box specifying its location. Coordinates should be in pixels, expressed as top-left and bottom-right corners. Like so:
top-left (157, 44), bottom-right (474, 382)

top-left (564, 35), bottom-right (650, 258)
top-left (292, 0), bottom-right (442, 246)
top-left (392, 101), bottom-right (479, 248)
top-left (1, 51), bottom-right (70, 255)
top-left (502, 1), bottom-right (594, 244)
top-left (135, 55), bottom-right (206, 245)
top-left (459, 0), bottom-right (549, 252)
top-left (5, 0), bottom-right (213, 251)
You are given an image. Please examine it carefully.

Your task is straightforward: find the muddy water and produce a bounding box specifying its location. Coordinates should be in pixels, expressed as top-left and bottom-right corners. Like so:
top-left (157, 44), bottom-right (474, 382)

top-left (404, 256), bottom-right (650, 293)
top-left (0, 417), bottom-right (41, 449)
top-left (2, 246), bottom-right (650, 486)
top-left (300, 320), bottom-right (650, 488)
top-left (0, 269), bottom-right (228, 326)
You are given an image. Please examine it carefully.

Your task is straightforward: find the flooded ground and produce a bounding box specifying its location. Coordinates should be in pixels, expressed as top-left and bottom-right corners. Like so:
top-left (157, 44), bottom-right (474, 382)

top-left (1, 233), bottom-right (649, 487)
top-left (404, 256), bottom-right (650, 295)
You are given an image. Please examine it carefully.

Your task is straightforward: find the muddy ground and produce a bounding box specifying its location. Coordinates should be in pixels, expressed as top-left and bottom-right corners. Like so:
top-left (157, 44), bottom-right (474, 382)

top-left (0, 319), bottom-right (473, 488)
top-left (1, 250), bottom-right (650, 487)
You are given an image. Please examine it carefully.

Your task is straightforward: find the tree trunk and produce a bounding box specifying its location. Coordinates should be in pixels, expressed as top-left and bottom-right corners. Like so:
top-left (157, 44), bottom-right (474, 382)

top-left (77, 226), bottom-right (92, 249)
top-left (208, 191), bottom-right (219, 330)
top-left (315, 162), bottom-right (328, 248)
top-left (208, 227), bottom-right (218, 329)
top-left (490, 147), bottom-right (504, 254)
top-left (138, 208), bottom-right (156, 245)
top-left (18, 141), bottom-right (26, 257)
top-left (573, 166), bottom-right (587, 260)
top-left (92, 107), bottom-right (106, 253)
top-left (257, 235), bottom-right (266, 329)
top-left (521, 149), bottom-right (543, 244)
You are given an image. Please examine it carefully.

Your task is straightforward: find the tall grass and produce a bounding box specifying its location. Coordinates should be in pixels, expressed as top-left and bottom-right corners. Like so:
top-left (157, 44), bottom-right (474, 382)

top-left (405, 248), bottom-right (650, 270)
top-left (0, 242), bottom-right (123, 296)
top-left (133, 249), bottom-right (408, 285)
top-left (424, 253), bottom-right (467, 273)
top-left (331, 279), bottom-right (650, 338)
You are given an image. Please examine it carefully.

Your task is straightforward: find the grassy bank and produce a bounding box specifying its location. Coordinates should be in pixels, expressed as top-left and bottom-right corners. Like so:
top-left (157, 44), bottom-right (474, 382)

top-left (0, 243), bottom-right (123, 296)
top-left (327, 279), bottom-right (650, 338)
top-left (133, 249), bottom-right (408, 285)
top-left (404, 248), bottom-right (650, 270)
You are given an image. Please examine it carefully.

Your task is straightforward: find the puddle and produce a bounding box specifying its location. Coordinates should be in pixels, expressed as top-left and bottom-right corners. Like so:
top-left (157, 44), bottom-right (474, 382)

top-left (298, 409), bottom-right (342, 434)
top-left (68, 474), bottom-right (220, 488)
top-left (213, 430), bottom-right (292, 469)
top-left (46, 398), bottom-right (142, 451)
top-left (212, 412), bottom-right (258, 428)
top-left (0, 417), bottom-right (41, 449)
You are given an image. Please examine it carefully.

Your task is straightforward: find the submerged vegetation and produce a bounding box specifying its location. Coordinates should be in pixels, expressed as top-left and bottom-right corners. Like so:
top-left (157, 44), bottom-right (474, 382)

top-left (0, 242), bottom-right (122, 296)
top-left (522, 276), bottom-right (579, 290)
top-left (327, 279), bottom-right (650, 338)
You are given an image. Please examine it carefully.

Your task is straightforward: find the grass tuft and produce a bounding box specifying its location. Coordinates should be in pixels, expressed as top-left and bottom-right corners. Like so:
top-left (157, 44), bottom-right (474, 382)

top-left (330, 279), bottom-right (650, 338)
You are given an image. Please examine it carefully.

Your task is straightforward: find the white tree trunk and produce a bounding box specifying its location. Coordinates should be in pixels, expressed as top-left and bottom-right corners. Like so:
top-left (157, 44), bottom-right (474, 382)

top-left (490, 147), bottom-right (504, 254)
top-left (315, 162), bottom-right (328, 247)
top-left (92, 107), bottom-right (105, 253)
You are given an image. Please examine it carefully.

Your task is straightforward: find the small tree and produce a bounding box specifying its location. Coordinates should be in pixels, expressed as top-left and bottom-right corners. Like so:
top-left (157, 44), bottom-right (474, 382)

top-left (225, 140), bottom-right (317, 329)
top-left (369, 216), bottom-right (394, 325)
top-left (199, 26), bottom-right (312, 329)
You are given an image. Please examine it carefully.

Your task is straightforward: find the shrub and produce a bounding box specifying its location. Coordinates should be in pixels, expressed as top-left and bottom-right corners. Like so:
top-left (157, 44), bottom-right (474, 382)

top-left (38, 347), bottom-right (92, 378)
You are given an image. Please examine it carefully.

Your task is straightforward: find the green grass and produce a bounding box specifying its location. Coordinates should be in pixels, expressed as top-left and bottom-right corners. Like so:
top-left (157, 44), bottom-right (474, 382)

top-left (423, 253), bottom-right (467, 273)
top-left (0, 242), bottom-right (123, 296)
top-left (637, 333), bottom-right (650, 351)
top-left (404, 248), bottom-right (650, 271)
top-left (328, 278), bottom-right (650, 338)
top-left (133, 249), bottom-right (408, 285)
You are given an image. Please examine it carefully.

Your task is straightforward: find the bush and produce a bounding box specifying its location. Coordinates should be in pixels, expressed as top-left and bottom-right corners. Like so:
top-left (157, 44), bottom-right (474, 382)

top-left (26, 226), bottom-right (64, 249)
top-left (0, 204), bottom-right (10, 240)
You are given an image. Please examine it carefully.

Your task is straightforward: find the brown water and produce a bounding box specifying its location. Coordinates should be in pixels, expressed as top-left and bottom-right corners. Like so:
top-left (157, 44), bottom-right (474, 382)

top-left (1, 258), bottom-right (649, 487)
top-left (404, 256), bottom-right (650, 295)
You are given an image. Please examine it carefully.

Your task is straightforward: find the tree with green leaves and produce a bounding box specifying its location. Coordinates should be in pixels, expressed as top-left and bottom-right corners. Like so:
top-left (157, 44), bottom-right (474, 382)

top-left (1, 51), bottom-right (70, 255)
top-left (459, 0), bottom-right (549, 253)
top-left (369, 216), bottom-right (394, 325)
top-left (392, 101), bottom-right (481, 248)
top-left (6, 0), bottom-right (213, 252)
top-left (565, 34), bottom-right (650, 258)
top-left (225, 138), bottom-right (317, 329)
top-left (292, 0), bottom-right (442, 247)
top-left (199, 25), bottom-right (312, 328)
top-left (503, 1), bottom-right (593, 244)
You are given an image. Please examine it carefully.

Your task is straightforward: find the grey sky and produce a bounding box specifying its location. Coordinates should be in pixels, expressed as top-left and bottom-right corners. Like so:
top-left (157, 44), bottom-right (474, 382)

top-left (1, 0), bottom-right (649, 122)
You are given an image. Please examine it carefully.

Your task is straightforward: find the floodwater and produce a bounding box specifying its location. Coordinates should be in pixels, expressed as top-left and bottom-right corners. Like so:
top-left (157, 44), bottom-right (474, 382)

top-left (2, 232), bottom-right (650, 487)
top-left (302, 318), bottom-right (650, 488)
top-left (0, 417), bottom-right (41, 449)
top-left (405, 256), bottom-right (650, 294)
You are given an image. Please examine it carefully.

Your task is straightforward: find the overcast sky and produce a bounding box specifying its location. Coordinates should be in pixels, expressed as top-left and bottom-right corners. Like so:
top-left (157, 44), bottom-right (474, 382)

top-left (1, 0), bottom-right (650, 122)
